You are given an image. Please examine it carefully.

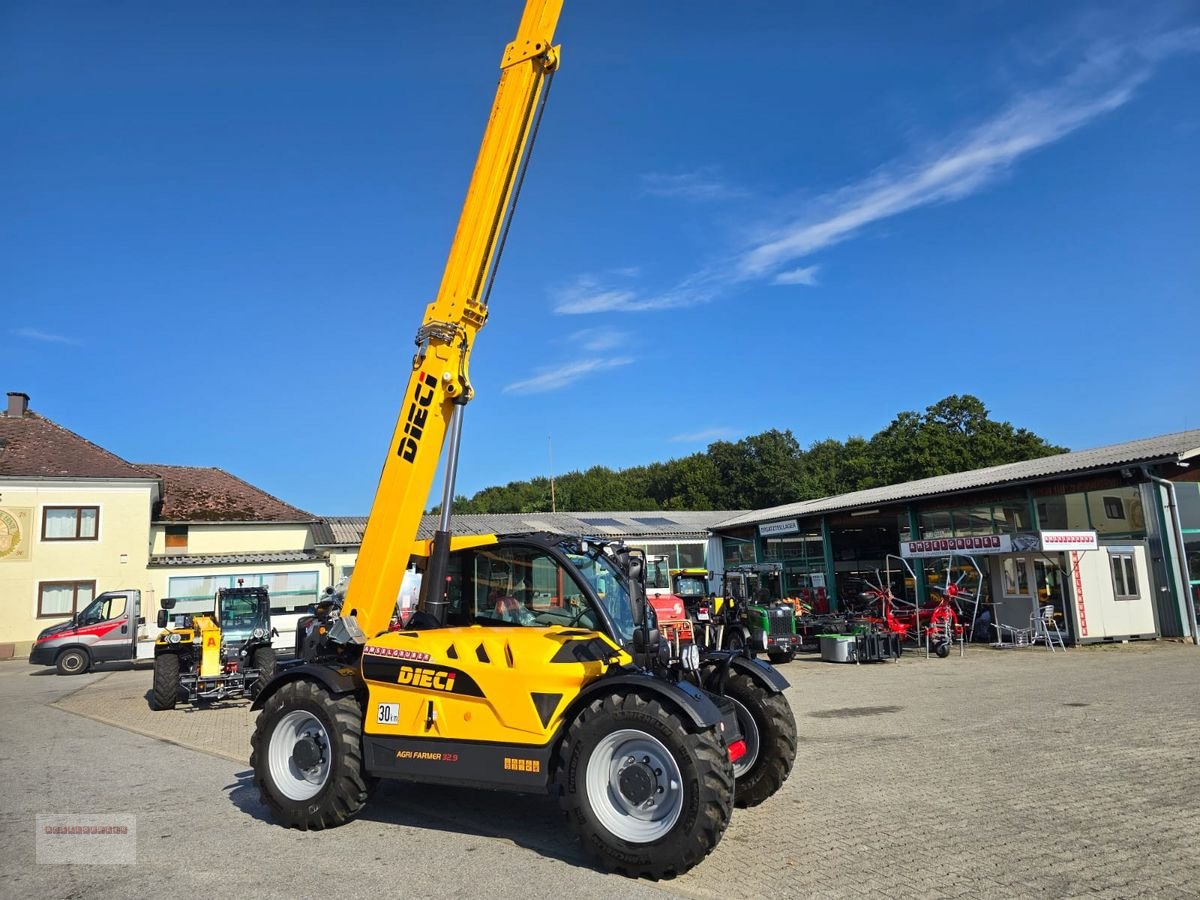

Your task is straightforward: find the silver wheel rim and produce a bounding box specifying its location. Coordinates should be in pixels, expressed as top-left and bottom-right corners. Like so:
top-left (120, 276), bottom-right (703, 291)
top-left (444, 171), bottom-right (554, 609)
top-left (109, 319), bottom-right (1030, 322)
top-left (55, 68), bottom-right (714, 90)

top-left (727, 695), bottom-right (761, 780)
top-left (268, 710), bottom-right (331, 801)
top-left (62, 653), bottom-right (84, 673)
top-left (585, 729), bottom-right (684, 843)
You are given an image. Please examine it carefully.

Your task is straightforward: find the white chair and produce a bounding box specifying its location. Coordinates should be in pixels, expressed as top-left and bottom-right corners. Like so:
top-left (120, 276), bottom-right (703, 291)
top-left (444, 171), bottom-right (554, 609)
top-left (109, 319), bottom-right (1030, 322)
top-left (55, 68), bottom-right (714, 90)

top-left (1031, 605), bottom-right (1066, 652)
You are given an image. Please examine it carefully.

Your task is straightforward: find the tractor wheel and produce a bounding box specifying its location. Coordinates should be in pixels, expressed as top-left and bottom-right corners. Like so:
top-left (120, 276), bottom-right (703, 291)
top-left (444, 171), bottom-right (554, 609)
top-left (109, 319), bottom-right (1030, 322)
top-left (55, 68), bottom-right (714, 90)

top-left (251, 679), bottom-right (372, 830)
top-left (55, 647), bottom-right (90, 676)
top-left (251, 646), bottom-right (277, 697)
top-left (723, 670), bottom-right (797, 808)
top-left (934, 641), bottom-right (950, 659)
top-left (151, 653), bottom-right (179, 710)
top-left (555, 692), bottom-right (733, 879)
top-left (767, 649), bottom-right (795, 665)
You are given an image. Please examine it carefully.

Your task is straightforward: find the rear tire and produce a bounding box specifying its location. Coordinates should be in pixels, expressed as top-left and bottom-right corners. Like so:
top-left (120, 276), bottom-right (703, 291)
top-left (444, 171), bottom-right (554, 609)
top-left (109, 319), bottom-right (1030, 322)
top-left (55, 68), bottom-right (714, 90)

top-left (724, 630), bottom-right (745, 653)
top-left (251, 679), bottom-right (371, 830)
top-left (251, 646), bottom-right (277, 696)
top-left (724, 670), bottom-right (797, 808)
top-left (555, 692), bottom-right (733, 880)
top-left (55, 647), bottom-right (90, 676)
top-left (151, 653), bottom-right (179, 710)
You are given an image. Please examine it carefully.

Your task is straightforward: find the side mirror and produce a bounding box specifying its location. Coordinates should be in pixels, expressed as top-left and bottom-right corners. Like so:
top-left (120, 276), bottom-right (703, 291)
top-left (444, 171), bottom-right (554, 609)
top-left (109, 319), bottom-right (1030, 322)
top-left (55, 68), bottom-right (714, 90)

top-left (160, 597), bottom-right (177, 610)
top-left (632, 626), bottom-right (660, 654)
top-left (156, 610), bottom-right (168, 629)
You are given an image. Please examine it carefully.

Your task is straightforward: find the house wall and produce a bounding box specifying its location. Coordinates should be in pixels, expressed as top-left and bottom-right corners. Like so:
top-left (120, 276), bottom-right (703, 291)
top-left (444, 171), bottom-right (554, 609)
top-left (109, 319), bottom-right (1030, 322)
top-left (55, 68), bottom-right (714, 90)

top-left (0, 480), bottom-right (158, 652)
top-left (149, 522), bottom-right (313, 555)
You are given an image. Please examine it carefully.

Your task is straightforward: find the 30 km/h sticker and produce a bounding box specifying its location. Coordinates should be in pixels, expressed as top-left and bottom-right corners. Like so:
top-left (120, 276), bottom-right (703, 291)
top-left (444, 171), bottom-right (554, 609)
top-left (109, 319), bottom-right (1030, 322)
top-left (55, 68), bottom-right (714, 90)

top-left (376, 703), bottom-right (399, 725)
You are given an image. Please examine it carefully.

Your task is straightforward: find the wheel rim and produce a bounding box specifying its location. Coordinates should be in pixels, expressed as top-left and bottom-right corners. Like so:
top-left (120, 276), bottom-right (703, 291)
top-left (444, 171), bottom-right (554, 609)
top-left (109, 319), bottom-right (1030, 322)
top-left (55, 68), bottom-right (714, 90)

top-left (61, 652), bottom-right (84, 673)
top-left (727, 695), bottom-right (761, 780)
top-left (268, 710), bottom-right (332, 801)
top-left (585, 729), bottom-right (683, 843)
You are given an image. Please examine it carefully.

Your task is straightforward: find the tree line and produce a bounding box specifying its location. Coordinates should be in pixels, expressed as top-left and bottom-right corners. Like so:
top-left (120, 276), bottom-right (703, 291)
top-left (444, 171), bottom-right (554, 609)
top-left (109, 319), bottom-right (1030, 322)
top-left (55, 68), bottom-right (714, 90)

top-left (438, 395), bottom-right (1067, 514)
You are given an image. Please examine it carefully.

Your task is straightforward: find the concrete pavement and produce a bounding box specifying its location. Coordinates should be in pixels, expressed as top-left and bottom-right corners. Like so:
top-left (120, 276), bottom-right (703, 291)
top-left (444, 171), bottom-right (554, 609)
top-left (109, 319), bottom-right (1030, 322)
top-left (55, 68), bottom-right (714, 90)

top-left (3, 642), bottom-right (1200, 898)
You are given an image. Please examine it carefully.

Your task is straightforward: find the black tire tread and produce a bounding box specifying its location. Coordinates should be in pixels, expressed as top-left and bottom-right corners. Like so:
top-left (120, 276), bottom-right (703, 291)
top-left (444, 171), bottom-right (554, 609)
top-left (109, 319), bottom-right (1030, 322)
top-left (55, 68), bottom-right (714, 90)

top-left (250, 679), bottom-right (370, 830)
top-left (555, 691), bottom-right (734, 880)
top-left (150, 653), bottom-right (179, 710)
top-left (251, 646), bottom-right (277, 697)
top-left (726, 670), bottom-right (797, 808)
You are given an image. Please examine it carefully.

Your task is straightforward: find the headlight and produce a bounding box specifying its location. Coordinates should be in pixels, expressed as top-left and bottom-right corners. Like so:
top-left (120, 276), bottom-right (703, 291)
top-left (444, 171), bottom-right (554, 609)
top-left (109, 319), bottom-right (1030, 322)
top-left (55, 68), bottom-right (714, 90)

top-left (681, 643), bottom-right (700, 672)
top-left (167, 633), bottom-right (181, 644)
top-left (761, 631), bottom-right (769, 649)
top-left (252, 627), bottom-right (265, 639)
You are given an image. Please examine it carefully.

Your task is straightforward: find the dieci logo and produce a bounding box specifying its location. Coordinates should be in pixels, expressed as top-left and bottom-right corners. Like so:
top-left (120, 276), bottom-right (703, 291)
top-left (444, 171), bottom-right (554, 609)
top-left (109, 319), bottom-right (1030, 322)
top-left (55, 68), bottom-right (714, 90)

top-left (396, 665), bottom-right (457, 692)
top-left (397, 372), bottom-right (436, 463)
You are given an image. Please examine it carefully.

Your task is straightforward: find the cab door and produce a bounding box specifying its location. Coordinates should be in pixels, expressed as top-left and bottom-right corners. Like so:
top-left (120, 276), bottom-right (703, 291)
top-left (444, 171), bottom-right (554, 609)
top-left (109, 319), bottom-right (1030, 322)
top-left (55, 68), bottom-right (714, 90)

top-left (76, 591), bottom-right (139, 661)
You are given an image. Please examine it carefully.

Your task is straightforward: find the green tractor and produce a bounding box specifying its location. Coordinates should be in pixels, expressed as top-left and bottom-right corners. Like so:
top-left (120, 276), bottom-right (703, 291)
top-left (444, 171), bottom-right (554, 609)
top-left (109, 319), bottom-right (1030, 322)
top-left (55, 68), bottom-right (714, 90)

top-left (151, 586), bottom-right (278, 710)
top-left (721, 564), bottom-right (800, 664)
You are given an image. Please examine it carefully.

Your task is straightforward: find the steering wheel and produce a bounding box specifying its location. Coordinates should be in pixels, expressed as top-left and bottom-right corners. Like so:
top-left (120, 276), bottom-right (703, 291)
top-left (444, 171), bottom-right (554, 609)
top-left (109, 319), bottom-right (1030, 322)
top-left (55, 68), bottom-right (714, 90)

top-left (562, 597), bottom-right (591, 628)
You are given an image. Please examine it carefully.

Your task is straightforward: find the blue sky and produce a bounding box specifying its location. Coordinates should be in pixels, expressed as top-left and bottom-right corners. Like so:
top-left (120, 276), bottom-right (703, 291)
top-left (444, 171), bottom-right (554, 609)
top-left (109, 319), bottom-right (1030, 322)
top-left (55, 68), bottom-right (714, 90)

top-left (4, 1), bottom-right (1198, 515)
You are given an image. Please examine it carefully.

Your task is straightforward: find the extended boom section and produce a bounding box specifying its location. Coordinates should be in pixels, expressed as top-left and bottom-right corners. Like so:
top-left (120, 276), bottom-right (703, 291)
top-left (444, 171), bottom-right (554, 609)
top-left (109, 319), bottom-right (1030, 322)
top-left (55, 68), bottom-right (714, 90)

top-left (346, 1), bottom-right (562, 639)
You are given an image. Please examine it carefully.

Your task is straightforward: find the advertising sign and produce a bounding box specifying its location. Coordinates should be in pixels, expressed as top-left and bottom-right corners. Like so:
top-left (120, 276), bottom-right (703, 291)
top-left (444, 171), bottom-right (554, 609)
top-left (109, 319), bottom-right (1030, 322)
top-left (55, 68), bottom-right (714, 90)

top-left (759, 519), bottom-right (799, 537)
top-left (0, 507), bottom-right (32, 562)
top-left (900, 530), bottom-right (1099, 559)
top-left (1039, 530), bottom-right (1099, 552)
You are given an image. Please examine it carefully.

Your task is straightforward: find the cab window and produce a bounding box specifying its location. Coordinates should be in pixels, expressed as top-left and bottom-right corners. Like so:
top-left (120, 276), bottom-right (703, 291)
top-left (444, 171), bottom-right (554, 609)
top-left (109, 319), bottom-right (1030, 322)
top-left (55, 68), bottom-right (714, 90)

top-left (79, 593), bottom-right (126, 625)
top-left (452, 546), bottom-right (599, 630)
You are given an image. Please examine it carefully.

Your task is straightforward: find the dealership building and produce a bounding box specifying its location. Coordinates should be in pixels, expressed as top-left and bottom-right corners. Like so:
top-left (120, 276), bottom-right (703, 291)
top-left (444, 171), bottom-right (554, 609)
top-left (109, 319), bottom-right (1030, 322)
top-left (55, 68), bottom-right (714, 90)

top-left (710, 430), bottom-right (1200, 644)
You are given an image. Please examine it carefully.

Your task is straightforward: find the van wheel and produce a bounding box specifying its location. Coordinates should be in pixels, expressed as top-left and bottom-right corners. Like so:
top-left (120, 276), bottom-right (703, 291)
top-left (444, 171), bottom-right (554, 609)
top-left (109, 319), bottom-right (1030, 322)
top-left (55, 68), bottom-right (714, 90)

top-left (55, 647), bottom-right (90, 676)
top-left (151, 653), bottom-right (179, 710)
top-left (555, 692), bottom-right (733, 879)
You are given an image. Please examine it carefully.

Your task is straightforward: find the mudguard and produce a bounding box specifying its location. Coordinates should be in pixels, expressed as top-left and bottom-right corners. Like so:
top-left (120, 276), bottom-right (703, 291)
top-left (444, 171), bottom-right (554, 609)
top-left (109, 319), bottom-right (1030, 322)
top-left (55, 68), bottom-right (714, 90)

top-left (702, 652), bottom-right (789, 695)
top-left (250, 662), bottom-right (363, 711)
top-left (564, 669), bottom-right (725, 731)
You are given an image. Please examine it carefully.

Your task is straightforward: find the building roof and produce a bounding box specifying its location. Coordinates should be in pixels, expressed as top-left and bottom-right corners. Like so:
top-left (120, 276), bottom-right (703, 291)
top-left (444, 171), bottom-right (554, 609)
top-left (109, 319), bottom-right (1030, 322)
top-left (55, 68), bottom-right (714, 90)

top-left (716, 429), bottom-right (1200, 529)
top-left (148, 549), bottom-right (322, 568)
top-left (0, 408), bottom-right (154, 480)
top-left (143, 464), bottom-right (316, 523)
top-left (313, 510), bottom-right (741, 546)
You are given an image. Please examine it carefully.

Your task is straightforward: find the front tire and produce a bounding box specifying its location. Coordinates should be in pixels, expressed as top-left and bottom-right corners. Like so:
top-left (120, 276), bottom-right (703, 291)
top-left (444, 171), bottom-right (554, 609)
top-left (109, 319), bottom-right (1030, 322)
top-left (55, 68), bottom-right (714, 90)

top-left (724, 670), bottom-right (797, 808)
top-left (250, 646), bottom-right (277, 696)
top-left (151, 653), bottom-right (179, 710)
top-left (555, 692), bottom-right (733, 879)
top-left (251, 679), bottom-right (371, 830)
top-left (55, 647), bottom-right (90, 676)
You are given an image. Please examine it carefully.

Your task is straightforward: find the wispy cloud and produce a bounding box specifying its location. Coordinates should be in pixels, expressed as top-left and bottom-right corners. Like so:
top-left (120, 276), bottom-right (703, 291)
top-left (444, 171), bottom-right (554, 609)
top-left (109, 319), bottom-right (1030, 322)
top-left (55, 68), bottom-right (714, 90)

top-left (552, 272), bottom-right (720, 314)
top-left (772, 265), bottom-right (820, 287)
top-left (738, 26), bottom-right (1200, 278)
top-left (503, 356), bottom-right (634, 395)
top-left (555, 21), bottom-right (1199, 316)
top-left (12, 327), bottom-right (81, 345)
top-left (641, 168), bottom-right (749, 202)
top-left (569, 328), bottom-right (626, 353)
top-left (669, 427), bottom-right (738, 443)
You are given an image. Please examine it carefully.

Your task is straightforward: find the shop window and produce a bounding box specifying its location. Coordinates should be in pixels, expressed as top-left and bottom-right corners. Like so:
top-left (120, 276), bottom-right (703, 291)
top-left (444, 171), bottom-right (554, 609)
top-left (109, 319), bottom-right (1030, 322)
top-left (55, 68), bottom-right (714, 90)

top-left (167, 571), bottom-right (320, 616)
top-left (1001, 558), bottom-right (1031, 597)
top-left (1035, 493), bottom-right (1091, 532)
top-left (723, 537), bottom-right (755, 568)
top-left (1109, 552), bottom-right (1139, 600)
top-left (1087, 487), bottom-right (1144, 536)
top-left (38, 581), bottom-right (96, 618)
top-left (677, 543), bottom-right (705, 569)
top-left (42, 506), bottom-right (99, 541)
top-left (1173, 484), bottom-right (1200, 530)
top-left (165, 525), bottom-right (188, 551)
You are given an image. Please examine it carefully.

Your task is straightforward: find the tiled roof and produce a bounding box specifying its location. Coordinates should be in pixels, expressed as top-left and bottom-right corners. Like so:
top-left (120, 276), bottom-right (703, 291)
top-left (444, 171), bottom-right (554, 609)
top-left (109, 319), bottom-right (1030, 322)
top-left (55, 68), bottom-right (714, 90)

top-left (148, 549), bottom-right (322, 568)
top-left (142, 464), bottom-right (316, 523)
top-left (314, 511), bottom-right (741, 546)
top-left (0, 409), bottom-right (154, 480)
top-left (716, 429), bottom-right (1200, 529)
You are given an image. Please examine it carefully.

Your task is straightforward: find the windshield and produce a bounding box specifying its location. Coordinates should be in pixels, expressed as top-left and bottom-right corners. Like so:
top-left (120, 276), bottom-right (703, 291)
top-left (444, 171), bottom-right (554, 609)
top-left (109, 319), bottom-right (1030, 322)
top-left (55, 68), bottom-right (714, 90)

top-left (674, 575), bottom-right (707, 598)
top-left (218, 592), bottom-right (265, 641)
top-left (565, 546), bottom-right (636, 646)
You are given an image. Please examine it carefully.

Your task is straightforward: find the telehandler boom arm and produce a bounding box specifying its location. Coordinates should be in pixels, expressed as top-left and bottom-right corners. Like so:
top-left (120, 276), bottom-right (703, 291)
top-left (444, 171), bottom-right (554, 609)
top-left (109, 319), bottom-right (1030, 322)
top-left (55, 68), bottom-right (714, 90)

top-left (343, 1), bottom-right (563, 639)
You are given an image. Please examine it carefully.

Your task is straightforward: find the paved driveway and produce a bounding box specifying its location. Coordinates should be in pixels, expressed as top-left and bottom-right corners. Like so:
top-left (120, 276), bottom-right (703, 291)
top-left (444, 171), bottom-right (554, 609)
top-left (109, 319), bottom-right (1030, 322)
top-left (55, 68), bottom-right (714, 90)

top-left (3, 642), bottom-right (1199, 898)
